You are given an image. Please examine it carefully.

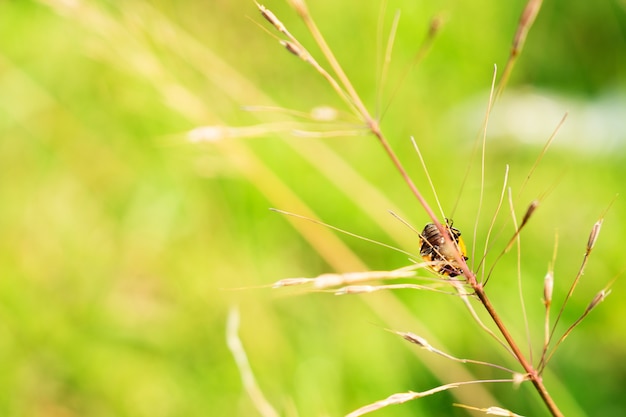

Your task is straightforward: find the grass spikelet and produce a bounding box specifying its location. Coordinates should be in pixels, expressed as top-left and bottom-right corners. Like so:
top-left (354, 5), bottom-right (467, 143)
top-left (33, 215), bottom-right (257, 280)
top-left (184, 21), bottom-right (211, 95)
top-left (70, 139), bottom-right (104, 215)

top-left (256, 2), bottom-right (290, 37)
top-left (273, 269), bottom-right (419, 290)
top-left (455, 403), bottom-right (526, 417)
top-left (391, 329), bottom-right (517, 373)
top-left (345, 385), bottom-right (460, 417)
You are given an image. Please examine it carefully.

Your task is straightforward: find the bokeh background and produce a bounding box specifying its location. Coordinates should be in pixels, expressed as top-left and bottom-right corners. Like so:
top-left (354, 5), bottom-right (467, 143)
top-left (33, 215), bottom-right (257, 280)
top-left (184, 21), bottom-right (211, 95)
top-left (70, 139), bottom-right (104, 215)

top-left (1, 1), bottom-right (626, 416)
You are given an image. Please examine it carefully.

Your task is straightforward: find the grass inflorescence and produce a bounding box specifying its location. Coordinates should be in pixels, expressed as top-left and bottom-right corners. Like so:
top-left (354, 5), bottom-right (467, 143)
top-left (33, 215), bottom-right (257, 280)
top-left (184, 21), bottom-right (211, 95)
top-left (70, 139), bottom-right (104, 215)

top-left (223, 1), bottom-right (622, 416)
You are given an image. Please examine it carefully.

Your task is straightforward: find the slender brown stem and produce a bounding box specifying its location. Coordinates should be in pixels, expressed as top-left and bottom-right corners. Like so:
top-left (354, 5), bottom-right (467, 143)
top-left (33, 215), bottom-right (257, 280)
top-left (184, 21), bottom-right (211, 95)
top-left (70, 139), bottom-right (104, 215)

top-left (377, 125), bottom-right (562, 415)
top-left (364, 101), bottom-right (562, 416)
top-left (293, 2), bottom-right (455, 256)
top-left (473, 286), bottom-right (564, 417)
top-left (374, 117), bottom-right (562, 415)
top-left (497, 0), bottom-right (543, 98)
top-left (372, 117), bottom-right (563, 415)
top-left (321, 41), bottom-right (565, 411)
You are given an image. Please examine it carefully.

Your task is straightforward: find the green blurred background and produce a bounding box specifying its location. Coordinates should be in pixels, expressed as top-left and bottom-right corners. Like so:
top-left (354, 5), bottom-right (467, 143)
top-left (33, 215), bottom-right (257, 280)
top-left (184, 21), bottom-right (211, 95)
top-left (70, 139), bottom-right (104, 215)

top-left (1, 1), bottom-right (625, 416)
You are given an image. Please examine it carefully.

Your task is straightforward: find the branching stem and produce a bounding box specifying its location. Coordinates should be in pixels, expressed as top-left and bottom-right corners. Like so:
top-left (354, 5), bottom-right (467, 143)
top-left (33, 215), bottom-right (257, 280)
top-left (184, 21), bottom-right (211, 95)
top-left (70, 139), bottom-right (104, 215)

top-left (473, 286), bottom-right (563, 417)
top-left (373, 117), bottom-right (563, 417)
top-left (259, 1), bottom-right (564, 415)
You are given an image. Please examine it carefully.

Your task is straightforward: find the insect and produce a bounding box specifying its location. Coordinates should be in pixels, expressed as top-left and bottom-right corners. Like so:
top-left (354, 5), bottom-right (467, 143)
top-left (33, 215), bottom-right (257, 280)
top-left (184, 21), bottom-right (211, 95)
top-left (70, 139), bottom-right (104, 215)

top-left (419, 221), bottom-right (468, 277)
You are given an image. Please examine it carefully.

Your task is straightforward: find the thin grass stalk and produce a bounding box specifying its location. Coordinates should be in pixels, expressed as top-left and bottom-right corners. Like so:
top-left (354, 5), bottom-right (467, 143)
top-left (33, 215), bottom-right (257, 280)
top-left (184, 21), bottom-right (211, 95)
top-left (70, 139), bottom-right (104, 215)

top-left (477, 164), bottom-right (509, 282)
top-left (496, 0), bottom-right (543, 98)
top-left (380, 15), bottom-right (443, 119)
top-left (472, 64), bottom-right (498, 276)
top-left (376, 8), bottom-right (401, 119)
top-left (284, 1), bottom-right (464, 270)
top-left (394, 329), bottom-right (517, 373)
top-left (541, 289), bottom-right (611, 372)
top-left (347, 379), bottom-right (519, 417)
top-left (549, 220), bottom-right (602, 342)
top-left (227, 308), bottom-right (281, 417)
top-left (508, 189), bottom-right (534, 364)
top-left (540, 235), bottom-right (558, 370)
top-left (472, 287), bottom-right (563, 417)
top-left (450, 280), bottom-right (515, 357)
top-left (517, 113), bottom-right (568, 198)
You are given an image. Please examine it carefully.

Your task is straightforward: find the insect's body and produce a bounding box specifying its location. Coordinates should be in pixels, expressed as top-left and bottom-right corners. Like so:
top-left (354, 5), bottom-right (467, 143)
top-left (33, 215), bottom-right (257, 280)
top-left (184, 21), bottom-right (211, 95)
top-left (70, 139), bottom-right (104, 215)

top-left (419, 222), bottom-right (468, 277)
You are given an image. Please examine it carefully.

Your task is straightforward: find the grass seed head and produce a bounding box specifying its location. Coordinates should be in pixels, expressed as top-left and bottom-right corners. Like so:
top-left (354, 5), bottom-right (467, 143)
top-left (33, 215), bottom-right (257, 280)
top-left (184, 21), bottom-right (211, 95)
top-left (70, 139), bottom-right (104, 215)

top-left (399, 331), bottom-right (431, 349)
top-left (520, 200), bottom-right (539, 228)
top-left (543, 271), bottom-right (554, 306)
top-left (586, 220), bottom-right (603, 252)
top-left (256, 3), bottom-right (287, 33)
top-left (280, 40), bottom-right (303, 57)
top-left (586, 289), bottom-right (610, 313)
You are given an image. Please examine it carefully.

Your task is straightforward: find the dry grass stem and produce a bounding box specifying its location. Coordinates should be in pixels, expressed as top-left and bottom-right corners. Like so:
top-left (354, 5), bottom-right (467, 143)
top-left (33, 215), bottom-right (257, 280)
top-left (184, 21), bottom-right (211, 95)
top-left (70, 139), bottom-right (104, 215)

top-left (375, 9), bottom-right (401, 118)
top-left (255, 2), bottom-right (359, 116)
top-left (550, 219), bottom-right (603, 340)
top-left (284, 0), bottom-right (370, 119)
top-left (541, 289), bottom-right (612, 370)
top-left (477, 164), bottom-right (509, 282)
top-left (270, 208), bottom-right (416, 258)
top-left (226, 307), bottom-right (280, 417)
top-left (518, 113), bottom-right (568, 196)
top-left (242, 104), bottom-right (356, 122)
top-left (481, 113), bottom-right (565, 280)
top-left (484, 196), bottom-right (538, 285)
top-left (451, 281), bottom-right (515, 357)
top-left (272, 269), bottom-right (419, 289)
top-left (381, 15), bottom-right (444, 119)
top-left (506, 189), bottom-right (534, 363)
top-left (455, 403), bottom-right (526, 417)
top-left (347, 379), bottom-right (517, 417)
top-left (503, 199), bottom-right (539, 254)
top-left (410, 137), bottom-right (447, 222)
top-left (496, 0), bottom-right (544, 97)
top-left (345, 384), bottom-right (460, 417)
top-left (276, 0), bottom-right (457, 261)
top-left (335, 282), bottom-right (453, 295)
top-left (472, 65), bottom-right (499, 271)
top-left (540, 217), bottom-right (615, 372)
top-left (273, 262), bottom-right (476, 294)
top-left (393, 330), bottom-right (516, 373)
top-left (187, 122), bottom-right (306, 142)
top-left (291, 128), bottom-right (369, 138)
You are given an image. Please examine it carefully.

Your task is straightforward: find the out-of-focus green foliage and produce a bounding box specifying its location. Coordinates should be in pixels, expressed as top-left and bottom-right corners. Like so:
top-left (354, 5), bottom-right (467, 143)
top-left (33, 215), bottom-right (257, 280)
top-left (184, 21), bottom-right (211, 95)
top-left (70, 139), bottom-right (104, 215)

top-left (1, 1), bottom-right (625, 416)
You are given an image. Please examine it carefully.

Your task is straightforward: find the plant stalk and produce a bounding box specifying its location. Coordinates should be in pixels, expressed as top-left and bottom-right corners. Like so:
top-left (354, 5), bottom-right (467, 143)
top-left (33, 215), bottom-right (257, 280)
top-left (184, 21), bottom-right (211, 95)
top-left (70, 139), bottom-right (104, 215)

top-left (349, 63), bottom-right (565, 417)
top-left (366, 121), bottom-right (563, 415)
top-left (473, 285), bottom-right (564, 417)
top-left (276, 2), bottom-right (563, 414)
